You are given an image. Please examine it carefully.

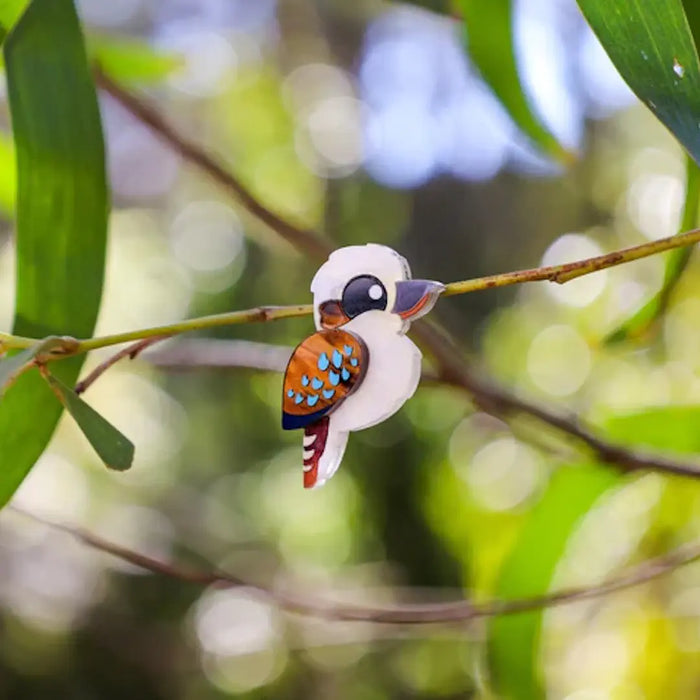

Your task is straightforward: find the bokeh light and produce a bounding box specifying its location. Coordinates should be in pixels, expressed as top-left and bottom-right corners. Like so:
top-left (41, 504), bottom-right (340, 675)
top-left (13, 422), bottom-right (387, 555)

top-left (527, 324), bottom-right (592, 396)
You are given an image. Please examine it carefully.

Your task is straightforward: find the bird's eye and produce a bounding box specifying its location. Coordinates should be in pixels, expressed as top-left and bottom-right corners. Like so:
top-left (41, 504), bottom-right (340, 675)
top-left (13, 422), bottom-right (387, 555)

top-left (341, 275), bottom-right (387, 318)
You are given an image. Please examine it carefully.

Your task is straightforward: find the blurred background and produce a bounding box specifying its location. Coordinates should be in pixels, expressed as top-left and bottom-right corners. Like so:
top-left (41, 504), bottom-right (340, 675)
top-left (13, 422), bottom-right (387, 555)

top-left (2, 0), bottom-right (700, 697)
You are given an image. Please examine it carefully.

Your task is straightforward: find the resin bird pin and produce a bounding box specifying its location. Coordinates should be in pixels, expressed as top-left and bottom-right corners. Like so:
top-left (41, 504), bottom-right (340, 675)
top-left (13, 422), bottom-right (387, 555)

top-left (282, 244), bottom-right (444, 488)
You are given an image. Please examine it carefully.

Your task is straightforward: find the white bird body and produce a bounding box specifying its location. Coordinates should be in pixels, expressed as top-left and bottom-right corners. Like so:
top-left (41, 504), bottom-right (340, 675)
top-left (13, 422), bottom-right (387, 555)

top-left (327, 311), bottom-right (422, 433)
top-left (282, 244), bottom-right (443, 488)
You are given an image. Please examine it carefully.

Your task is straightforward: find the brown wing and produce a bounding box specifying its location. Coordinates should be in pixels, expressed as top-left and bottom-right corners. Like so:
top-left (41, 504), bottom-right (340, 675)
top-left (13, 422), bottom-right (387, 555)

top-left (282, 329), bottom-right (368, 430)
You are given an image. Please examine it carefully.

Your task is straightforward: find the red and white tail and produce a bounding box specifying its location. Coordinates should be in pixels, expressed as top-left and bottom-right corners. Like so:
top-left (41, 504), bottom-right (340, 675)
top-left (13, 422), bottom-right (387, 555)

top-left (303, 417), bottom-right (349, 489)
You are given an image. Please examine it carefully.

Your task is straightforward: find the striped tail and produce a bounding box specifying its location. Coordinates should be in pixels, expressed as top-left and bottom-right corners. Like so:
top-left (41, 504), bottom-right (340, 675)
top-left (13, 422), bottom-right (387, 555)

top-left (303, 416), bottom-right (349, 489)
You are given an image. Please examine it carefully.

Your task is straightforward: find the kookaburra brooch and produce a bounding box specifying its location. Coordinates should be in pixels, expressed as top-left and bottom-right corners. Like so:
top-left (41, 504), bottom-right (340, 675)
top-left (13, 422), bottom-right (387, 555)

top-left (282, 244), bottom-right (444, 488)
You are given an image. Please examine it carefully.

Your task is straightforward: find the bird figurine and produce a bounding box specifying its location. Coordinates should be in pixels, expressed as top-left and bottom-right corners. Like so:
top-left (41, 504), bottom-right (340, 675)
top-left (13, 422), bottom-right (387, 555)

top-left (282, 244), bottom-right (444, 488)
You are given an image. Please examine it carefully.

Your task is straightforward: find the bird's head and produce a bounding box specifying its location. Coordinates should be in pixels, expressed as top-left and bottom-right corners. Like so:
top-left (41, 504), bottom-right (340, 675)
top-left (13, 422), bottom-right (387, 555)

top-left (310, 244), bottom-right (444, 332)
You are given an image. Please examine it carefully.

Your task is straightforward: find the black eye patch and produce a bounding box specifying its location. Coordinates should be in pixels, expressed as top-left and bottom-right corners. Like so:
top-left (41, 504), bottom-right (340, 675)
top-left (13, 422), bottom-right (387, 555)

top-left (341, 275), bottom-right (387, 318)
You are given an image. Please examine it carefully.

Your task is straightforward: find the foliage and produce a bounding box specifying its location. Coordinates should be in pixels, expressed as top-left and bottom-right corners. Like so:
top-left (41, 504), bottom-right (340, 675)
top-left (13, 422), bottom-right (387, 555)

top-left (0, 0), bottom-right (107, 507)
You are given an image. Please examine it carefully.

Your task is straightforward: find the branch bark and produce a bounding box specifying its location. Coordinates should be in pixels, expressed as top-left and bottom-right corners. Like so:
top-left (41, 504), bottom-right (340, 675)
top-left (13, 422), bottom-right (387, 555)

top-left (413, 321), bottom-right (700, 479)
top-left (9, 505), bottom-right (700, 625)
top-left (96, 70), bottom-right (332, 261)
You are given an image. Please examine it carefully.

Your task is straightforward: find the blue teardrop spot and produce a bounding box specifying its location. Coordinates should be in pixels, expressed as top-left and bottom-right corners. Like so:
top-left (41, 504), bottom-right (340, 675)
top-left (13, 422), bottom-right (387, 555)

top-left (317, 353), bottom-right (330, 371)
top-left (287, 388), bottom-right (294, 398)
top-left (307, 394), bottom-right (319, 407)
top-left (350, 358), bottom-right (359, 367)
top-left (322, 388), bottom-right (335, 400)
top-left (341, 368), bottom-right (350, 382)
top-left (301, 374), bottom-right (309, 386)
top-left (343, 344), bottom-right (353, 356)
top-left (332, 349), bottom-right (343, 368)
top-left (311, 377), bottom-right (324, 390)
top-left (294, 393), bottom-right (304, 404)
top-left (328, 371), bottom-right (340, 386)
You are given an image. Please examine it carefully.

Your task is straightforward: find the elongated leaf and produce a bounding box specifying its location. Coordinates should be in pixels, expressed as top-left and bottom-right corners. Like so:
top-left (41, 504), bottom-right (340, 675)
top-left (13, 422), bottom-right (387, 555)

top-left (0, 0), bottom-right (108, 507)
top-left (488, 464), bottom-right (619, 699)
top-left (43, 372), bottom-right (133, 471)
top-left (603, 405), bottom-right (700, 453)
top-left (457, 0), bottom-right (571, 163)
top-left (576, 0), bottom-right (700, 166)
top-left (89, 33), bottom-right (182, 85)
top-left (606, 155), bottom-right (700, 344)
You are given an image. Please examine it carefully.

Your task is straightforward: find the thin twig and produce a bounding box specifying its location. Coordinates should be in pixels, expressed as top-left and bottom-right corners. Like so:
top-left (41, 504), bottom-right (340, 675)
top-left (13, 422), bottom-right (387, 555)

top-left (413, 321), bottom-right (700, 479)
top-left (75, 337), bottom-right (294, 394)
top-left (5, 226), bottom-right (700, 356)
top-left (75, 335), bottom-right (169, 395)
top-left (75, 305), bottom-right (313, 354)
top-left (441, 227), bottom-right (700, 294)
top-left (8, 505), bottom-right (700, 624)
top-left (95, 69), bottom-right (332, 261)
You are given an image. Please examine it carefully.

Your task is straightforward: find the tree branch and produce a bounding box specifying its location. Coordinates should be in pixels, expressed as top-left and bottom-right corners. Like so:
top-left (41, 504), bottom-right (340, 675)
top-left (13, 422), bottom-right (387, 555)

top-left (75, 336), bottom-right (168, 395)
top-left (9, 505), bottom-right (700, 625)
top-left (95, 69), bottom-right (332, 261)
top-left (75, 305), bottom-right (313, 354)
top-left (441, 227), bottom-right (700, 294)
top-left (7, 225), bottom-right (700, 356)
top-left (76, 338), bottom-right (295, 395)
top-left (413, 321), bottom-right (700, 479)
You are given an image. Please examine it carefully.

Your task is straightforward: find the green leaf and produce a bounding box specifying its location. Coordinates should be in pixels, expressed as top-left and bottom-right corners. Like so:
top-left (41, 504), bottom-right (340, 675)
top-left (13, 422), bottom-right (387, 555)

top-left (488, 464), bottom-right (619, 699)
top-left (0, 0), bottom-right (108, 507)
top-left (606, 155), bottom-right (700, 344)
top-left (603, 405), bottom-right (700, 453)
top-left (576, 0), bottom-right (700, 167)
top-left (43, 372), bottom-right (133, 471)
top-left (88, 33), bottom-right (182, 85)
top-left (488, 405), bottom-right (700, 698)
top-left (456, 0), bottom-right (572, 163)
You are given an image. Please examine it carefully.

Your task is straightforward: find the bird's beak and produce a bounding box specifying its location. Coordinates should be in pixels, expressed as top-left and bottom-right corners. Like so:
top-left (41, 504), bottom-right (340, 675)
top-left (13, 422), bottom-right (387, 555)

top-left (392, 280), bottom-right (445, 320)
